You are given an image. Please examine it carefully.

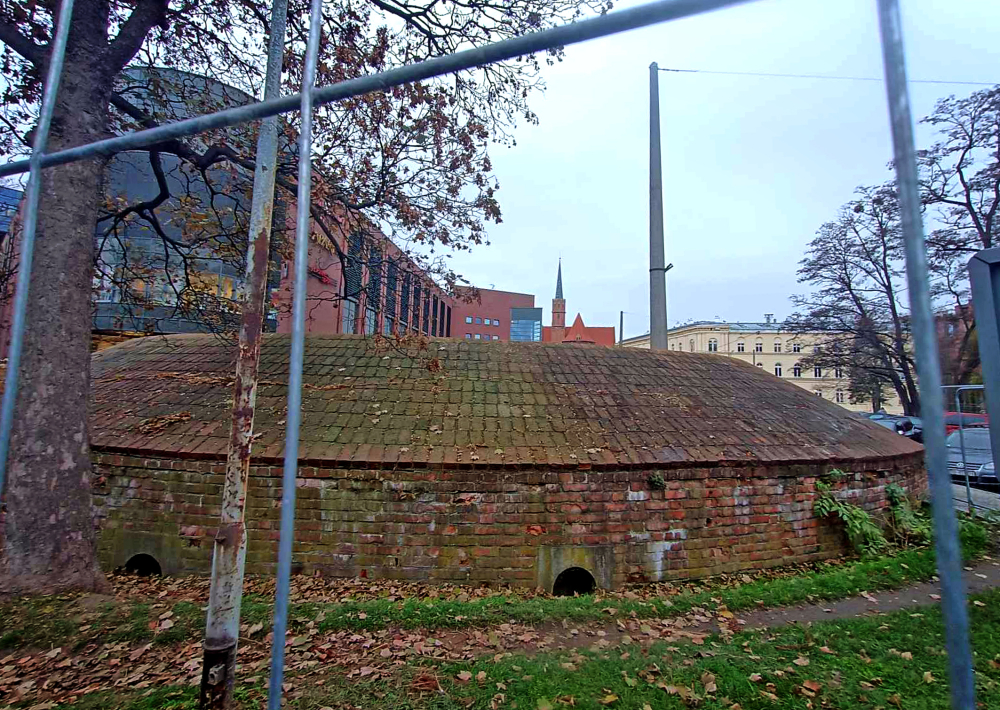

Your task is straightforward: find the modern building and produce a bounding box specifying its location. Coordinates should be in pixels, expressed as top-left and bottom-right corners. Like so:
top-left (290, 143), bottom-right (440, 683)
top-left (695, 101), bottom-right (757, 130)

top-left (451, 287), bottom-right (536, 341)
top-left (541, 261), bottom-right (616, 346)
top-left (621, 315), bottom-right (903, 413)
top-left (0, 186), bottom-right (19, 237)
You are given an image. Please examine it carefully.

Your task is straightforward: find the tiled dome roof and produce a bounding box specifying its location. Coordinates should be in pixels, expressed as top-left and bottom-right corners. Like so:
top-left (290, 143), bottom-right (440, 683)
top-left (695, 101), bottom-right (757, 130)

top-left (90, 334), bottom-right (921, 468)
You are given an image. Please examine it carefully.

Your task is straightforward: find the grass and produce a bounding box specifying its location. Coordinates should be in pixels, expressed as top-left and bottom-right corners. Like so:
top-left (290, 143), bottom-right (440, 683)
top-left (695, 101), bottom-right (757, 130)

top-left (49, 588), bottom-right (1000, 709)
top-left (1, 528), bottom-right (989, 651)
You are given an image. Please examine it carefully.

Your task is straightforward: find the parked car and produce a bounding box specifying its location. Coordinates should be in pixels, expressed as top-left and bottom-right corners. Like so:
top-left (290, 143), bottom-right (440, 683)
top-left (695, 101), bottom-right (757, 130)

top-left (944, 412), bottom-right (989, 434)
top-left (865, 412), bottom-right (921, 442)
top-left (946, 428), bottom-right (997, 485)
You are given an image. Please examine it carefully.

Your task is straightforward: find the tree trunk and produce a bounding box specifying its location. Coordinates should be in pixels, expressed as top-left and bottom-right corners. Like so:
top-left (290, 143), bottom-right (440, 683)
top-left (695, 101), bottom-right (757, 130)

top-left (0, 3), bottom-right (112, 595)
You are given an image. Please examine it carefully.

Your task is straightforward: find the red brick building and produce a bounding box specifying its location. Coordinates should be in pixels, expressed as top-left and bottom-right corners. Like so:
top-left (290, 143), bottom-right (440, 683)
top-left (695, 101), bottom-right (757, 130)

top-left (272, 207), bottom-right (456, 339)
top-left (541, 261), bottom-right (616, 346)
top-left (88, 334), bottom-right (924, 591)
top-left (450, 287), bottom-right (535, 342)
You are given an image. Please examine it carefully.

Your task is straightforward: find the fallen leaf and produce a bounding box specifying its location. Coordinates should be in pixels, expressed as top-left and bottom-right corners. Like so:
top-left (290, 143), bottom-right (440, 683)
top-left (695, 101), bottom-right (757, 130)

top-left (803, 680), bottom-right (822, 692)
top-left (598, 694), bottom-right (618, 705)
top-left (701, 671), bottom-right (717, 693)
top-left (456, 671), bottom-right (473, 684)
top-left (924, 671), bottom-right (935, 684)
top-left (793, 656), bottom-right (810, 666)
top-left (537, 699), bottom-right (554, 710)
top-left (749, 673), bottom-right (763, 683)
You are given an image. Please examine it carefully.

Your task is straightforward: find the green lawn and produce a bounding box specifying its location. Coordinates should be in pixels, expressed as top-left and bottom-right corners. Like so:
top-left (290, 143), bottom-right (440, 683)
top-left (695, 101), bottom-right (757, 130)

top-left (40, 587), bottom-right (1000, 710)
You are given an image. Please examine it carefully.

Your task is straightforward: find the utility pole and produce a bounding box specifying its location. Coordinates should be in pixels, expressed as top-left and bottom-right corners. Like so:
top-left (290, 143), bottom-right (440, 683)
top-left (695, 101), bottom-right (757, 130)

top-left (648, 62), bottom-right (669, 350)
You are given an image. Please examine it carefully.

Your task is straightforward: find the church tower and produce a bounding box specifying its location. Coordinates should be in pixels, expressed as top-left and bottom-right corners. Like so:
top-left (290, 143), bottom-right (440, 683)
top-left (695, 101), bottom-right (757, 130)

top-left (552, 260), bottom-right (566, 328)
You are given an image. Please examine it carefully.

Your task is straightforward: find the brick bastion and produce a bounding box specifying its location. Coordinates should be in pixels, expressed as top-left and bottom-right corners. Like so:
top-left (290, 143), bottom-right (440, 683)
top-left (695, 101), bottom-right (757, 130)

top-left (88, 334), bottom-right (926, 591)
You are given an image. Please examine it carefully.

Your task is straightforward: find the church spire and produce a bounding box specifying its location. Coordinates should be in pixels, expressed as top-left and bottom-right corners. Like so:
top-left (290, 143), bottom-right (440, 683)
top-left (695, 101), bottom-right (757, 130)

top-left (555, 259), bottom-right (563, 299)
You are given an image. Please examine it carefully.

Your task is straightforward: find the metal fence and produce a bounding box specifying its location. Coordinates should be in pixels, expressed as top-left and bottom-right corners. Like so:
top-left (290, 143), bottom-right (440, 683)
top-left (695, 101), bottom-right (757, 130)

top-left (0, 0), bottom-right (979, 708)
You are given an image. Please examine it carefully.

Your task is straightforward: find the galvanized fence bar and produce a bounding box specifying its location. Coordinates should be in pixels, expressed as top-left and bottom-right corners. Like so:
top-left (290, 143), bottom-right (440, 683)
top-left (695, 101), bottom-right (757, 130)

top-left (266, 0), bottom-right (323, 704)
top-left (199, 0), bottom-right (289, 705)
top-left (876, 1), bottom-right (975, 707)
top-left (0, 0), bottom-right (755, 180)
top-left (0, 0), bottom-right (76, 494)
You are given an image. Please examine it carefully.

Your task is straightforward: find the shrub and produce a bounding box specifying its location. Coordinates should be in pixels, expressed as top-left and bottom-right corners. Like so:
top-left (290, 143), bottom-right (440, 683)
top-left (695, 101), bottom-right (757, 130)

top-left (815, 481), bottom-right (889, 556)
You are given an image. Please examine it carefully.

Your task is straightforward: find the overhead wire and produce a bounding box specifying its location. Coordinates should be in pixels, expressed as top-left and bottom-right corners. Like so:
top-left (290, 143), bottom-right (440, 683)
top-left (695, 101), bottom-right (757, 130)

top-left (659, 67), bottom-right (996, 87)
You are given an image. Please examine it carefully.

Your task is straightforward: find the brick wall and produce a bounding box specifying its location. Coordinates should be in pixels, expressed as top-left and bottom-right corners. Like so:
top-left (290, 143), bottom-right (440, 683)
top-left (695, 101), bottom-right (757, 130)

top-left (91, 452), bottom-right (927, 589)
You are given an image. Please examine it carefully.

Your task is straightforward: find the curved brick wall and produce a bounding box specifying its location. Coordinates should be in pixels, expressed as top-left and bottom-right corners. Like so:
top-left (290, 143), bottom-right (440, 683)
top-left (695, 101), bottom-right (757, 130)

top-left (93, 451), bottom-right (926, 589)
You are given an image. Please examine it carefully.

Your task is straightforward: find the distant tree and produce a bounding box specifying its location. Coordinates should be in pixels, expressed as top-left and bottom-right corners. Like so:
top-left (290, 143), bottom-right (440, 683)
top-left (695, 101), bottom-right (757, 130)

top-left (0, 0), bottom-right (611, 594)
top-left (789, 184), bottom-right (921, 415)
top-left (917, 85), bottom-right (1000, 383)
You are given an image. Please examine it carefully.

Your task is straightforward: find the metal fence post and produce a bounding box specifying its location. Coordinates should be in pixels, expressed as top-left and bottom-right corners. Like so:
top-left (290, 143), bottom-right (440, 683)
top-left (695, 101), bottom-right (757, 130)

top-left (876, 1), bottom-right (975, 707)
top-left (968, 248), bottom-right (1000, 481)
top-left (199, 0), bottom-right (289, 706)
top-left (266, 0), bottom-right (323, 705)
top-left (0, 0), bottom-right (76, 494)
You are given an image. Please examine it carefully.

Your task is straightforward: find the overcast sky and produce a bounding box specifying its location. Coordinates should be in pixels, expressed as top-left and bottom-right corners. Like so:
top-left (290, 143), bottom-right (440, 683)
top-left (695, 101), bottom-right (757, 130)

top-left (445, 0), bottom-right (999, 340)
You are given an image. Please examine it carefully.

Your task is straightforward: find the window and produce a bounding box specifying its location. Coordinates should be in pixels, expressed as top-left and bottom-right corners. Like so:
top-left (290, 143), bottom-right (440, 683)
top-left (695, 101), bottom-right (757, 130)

top-left (411, 284), bottom-right (421, 332)
top-left (446, 305), bottom-right (451, 337)
top-left (493, 319), bottom-right (500, 326)
top-left (383, 317), bottom-right (393, 336)
top-left (510, 308), bottom-right (542, 341)
top-left (475, 316), bottom-right (482, 324)
top-left (431, 295), bottom-right (439, 336)
top-left (813, 345), bottom-right (821, 354)
top-left (708, 338), bottom-right (718, 352)
top-left (754, 340), bottom-right (763, 353)
top-left (736, 340), bottom-right (745, 353)
top-left (384, 259), bottom-right (398, 327)
top-left (492, 335), bottom-right (500, 341)
top-left (773, 339), bottom-right (781, 353)
top-left (465, 333), bottom-right (471, 339)
top-left (774, 363), bottom-right (782, 377)
top-left (835, 367), bottom-right (844, 378)
top-left (756, 362), bottom-right (763, 367)
top-left (465, 316), bottom-right (473, 324)
top-left (422, 295), bottom-right (430, 334)
top-left (835, 390), bottom-right (845, 403)
top-left (792, 342), bottom-right (801, 353)
top-left (814, 389), bottom-right (823, 397)
top-left (341, 298), bottom-right (358, 335)
top-left (793, 365), bottom-right (802, 378)
top-left (670, 344), bottom-right (675, 350)
top-left (689, 338), bottom-right (695, 352)
top-left (474, 333), bottom-right (481, 339)
top-left (677, 342), bottom-right (682, 351)
top-left (814, 366), bottom-right (822, 378)
top-left (399, 272), bottom-right (411, 328)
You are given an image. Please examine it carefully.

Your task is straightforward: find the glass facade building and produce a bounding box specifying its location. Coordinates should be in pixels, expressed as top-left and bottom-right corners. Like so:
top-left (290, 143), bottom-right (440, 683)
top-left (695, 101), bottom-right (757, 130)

top-left (510, 307), bottom-right (542, 342)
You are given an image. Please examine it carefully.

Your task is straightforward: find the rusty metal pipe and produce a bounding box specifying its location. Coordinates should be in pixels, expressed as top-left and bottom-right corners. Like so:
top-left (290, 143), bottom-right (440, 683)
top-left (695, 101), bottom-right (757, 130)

top-left (199, 0), bottom-right (289, 706)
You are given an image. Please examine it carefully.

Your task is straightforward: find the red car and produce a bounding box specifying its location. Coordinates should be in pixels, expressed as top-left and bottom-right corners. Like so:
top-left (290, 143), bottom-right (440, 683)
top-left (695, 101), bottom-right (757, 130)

top-left (944, 412), bottom-right (989, 434)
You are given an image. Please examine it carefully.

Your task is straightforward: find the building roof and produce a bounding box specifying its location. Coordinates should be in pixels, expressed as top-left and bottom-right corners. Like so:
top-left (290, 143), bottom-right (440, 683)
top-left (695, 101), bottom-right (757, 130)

top-left (555, 259), bottom-right (564, 300)
top-left (89, 334), bottom-right (920, 469)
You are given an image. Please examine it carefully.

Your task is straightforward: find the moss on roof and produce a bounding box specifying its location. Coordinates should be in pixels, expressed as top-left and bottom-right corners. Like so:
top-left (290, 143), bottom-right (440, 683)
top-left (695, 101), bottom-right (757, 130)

top-left (89, 334), bottom-right (921, 468)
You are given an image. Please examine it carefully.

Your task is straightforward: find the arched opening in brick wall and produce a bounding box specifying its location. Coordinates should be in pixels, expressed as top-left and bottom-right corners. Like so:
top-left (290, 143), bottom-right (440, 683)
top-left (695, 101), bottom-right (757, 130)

top-left (553, 566), bottom-right (596, 596)
top-left (124, 553), bottom-right (162, 577)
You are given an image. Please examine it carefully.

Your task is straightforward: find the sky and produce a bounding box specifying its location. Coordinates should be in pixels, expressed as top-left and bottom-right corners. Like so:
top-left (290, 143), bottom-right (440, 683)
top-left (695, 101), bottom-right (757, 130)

top-left (444, 0), bottom-right (1000, 340)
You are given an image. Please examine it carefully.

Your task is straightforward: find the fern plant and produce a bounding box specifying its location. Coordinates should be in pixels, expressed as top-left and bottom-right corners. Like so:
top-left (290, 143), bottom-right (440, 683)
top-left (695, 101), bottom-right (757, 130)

top-left (885, 483), bottom-right (930, 545)
top-left (814, 483), bottom-right (888, 555)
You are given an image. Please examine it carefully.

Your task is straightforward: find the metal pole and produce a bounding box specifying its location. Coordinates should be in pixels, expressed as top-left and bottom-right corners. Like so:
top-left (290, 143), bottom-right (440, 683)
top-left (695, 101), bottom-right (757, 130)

top-left (267, 0), bottom-right (322, 704)
top-left (199, 0), bottom-right (288, 706)
top-left (649, 62), bottom-right (668, 350)
top-left (876, 1), bottom-right (975, 707)
top-left (955, 388), bottom-right (974, 515)
top-left (0, 0), bottom-right (75, 494)
top-left (619, 310), bottom-right (624, 345)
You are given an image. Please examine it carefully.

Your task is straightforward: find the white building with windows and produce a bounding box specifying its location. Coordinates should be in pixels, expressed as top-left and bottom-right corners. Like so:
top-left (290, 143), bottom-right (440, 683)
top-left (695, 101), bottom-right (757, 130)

top-left (621, 316), bottom-right (902, 413)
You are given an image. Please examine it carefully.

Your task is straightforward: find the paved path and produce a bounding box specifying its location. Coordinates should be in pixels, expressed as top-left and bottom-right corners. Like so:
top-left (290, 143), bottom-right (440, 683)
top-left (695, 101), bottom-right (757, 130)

top-left (953, 483), bottom-right (1000, 513)
top-left (740, 556), bottom-right (1000, 629)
